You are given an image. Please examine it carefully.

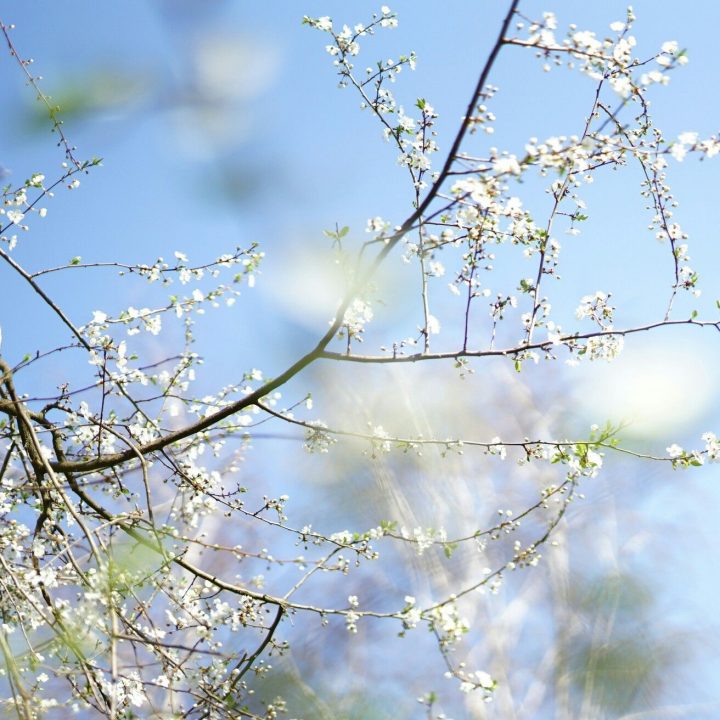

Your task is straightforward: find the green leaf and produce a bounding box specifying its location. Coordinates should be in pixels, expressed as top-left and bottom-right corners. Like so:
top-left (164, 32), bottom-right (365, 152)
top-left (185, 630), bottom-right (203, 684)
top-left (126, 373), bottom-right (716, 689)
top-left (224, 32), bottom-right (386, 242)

top-left (519, 279), bottom-right (533, 292)
top-left (380, 520), bottom-right (397, 533)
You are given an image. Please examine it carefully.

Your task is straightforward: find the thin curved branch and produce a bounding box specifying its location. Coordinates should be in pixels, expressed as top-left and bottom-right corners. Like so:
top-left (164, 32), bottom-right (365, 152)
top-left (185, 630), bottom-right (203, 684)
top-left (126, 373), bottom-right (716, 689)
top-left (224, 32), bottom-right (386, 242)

top-left (316, 317), bottom-right (720, 363)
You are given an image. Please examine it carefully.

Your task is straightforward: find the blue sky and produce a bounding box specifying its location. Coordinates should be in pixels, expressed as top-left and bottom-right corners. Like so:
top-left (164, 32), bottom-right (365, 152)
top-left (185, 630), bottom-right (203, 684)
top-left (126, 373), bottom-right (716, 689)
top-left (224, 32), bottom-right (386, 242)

top-left (2, 2), bottom-right (720, 716)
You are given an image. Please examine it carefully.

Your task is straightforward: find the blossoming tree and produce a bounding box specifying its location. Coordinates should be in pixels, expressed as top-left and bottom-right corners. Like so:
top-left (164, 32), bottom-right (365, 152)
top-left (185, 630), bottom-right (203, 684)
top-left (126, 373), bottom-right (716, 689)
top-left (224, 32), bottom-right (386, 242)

top-left (0, 3), bottom-right (718, 718)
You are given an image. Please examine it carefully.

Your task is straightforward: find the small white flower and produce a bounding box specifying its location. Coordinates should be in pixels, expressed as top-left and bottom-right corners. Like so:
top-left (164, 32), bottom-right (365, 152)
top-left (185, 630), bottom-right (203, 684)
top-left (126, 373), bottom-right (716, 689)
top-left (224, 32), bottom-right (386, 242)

top-left (475, 671), bottom-right (494, 689)
top-left (670, 143), bottom-right (687, 162)
top-left (366, 216), bottom-right (388, 233)
top-left (428, 260), bottom-right (445, 277)
top-left (345, 610), bottom-right (360, 633)
top-left (493, 155), bottom-right (521, 175)
top-left (678, 131), bottom-right (698, 146)
top-left (316, 16), bottom-right (332, 32)
top-left (702, 432), bottom-right (720, 462)
top-left (5, 210), bottom-right (24, 225)
top-left (610, 75), bottom-right (632, 98)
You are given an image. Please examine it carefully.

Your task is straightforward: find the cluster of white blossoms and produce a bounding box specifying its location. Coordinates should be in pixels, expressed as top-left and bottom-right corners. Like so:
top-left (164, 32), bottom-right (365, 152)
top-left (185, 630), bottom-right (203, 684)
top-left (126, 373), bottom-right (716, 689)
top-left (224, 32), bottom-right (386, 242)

top-left (665, 433), bottom-right (720, 468)
top-left (304, 6), bottom-right (398, 66)
top-left (304, 420), bottom-right (337, 453)
top-left (399, 525), bottom-right (448, 555)
top-left (517, 9), bottom-right (687, 95)
top-left (428, 602), bottom-right (471, 648)
top-left (0, 171), bottom-right (51, 252)
top-left (575, 291), bottom-right (616, 329)
top-left (454, 666), bottom-right (497, 697)
top-left (78, 245), bottom-right (262, 346)
top-left (703, 433), bottom-right (720, 462)
top-left (394, 99), bottom-right (439, 176)
top-left (306, 6), bottom-right (442, 189)
top-left (342, 297), bottom-right (374, 338)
